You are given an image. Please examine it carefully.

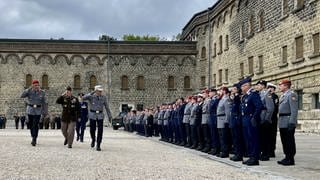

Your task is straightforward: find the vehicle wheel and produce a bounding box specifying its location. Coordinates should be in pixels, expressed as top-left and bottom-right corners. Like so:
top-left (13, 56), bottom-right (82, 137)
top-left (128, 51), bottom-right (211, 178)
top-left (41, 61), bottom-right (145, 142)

top-left (113, 126), bottom-right (119, 130)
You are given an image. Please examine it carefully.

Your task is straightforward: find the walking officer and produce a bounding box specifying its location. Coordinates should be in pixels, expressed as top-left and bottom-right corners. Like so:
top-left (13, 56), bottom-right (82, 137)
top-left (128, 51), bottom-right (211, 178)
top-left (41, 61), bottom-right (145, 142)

top-left (20, 79), bottom-right (48, 146)
top-left (239, 77), bottom-right (263, 166)
top-left (83, 85), bottom-right (112, 151)
top-left (76, 93), bottom-right (89, 142)
top-left (277, 79), bottom-right (298, 166)
top-left (56, 86), bottom-right (80, 148)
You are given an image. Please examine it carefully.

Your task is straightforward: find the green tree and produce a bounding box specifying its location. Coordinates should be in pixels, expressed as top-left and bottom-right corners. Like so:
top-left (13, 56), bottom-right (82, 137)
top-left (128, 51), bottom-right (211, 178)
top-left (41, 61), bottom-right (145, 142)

top-left (122, 34), bottom-right (161, 41)
top-left (99, 34), bottom-right (117, 41)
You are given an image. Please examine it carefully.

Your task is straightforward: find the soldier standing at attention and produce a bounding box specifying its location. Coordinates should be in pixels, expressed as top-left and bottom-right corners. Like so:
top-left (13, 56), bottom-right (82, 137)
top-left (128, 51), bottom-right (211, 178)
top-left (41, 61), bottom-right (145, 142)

top-left (20, 79), bottom-right (48, 146)
top-left (267, 83), bottom-right (279, 158)
top-left (76, 93), bottom-right (89, 142)
top-left (277, 79), bottom-right (298, 166)
top-left (239, 77), bottom-right (263, 166)
top-left (83, 85), bottom-right (112, 151)
top-left (56, 86), bottom-right (80, 148)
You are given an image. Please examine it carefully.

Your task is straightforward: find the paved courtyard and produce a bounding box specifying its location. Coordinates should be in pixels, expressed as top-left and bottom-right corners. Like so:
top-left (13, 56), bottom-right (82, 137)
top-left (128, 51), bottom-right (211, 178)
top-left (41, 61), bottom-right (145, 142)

top-left (0, 128), bottom-right (319, 180)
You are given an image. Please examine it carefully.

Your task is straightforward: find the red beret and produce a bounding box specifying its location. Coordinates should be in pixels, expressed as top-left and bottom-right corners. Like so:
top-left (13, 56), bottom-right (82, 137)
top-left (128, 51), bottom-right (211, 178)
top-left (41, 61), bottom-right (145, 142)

top-left (187, 96), bottom-right (193, 100)
top-left (279, 79), bottom-right (291, 85)
top-left (32, 80), bottom-right (39, 84)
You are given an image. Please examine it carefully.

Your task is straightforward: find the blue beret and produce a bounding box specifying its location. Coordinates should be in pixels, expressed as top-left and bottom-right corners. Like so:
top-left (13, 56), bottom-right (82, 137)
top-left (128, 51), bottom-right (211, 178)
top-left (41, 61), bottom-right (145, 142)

top-left (238, 77), bottom-right (252, 86)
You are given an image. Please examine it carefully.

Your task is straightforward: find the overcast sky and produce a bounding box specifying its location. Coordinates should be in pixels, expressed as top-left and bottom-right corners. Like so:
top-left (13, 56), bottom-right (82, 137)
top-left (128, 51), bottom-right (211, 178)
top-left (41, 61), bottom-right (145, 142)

top-left (0, 0), bottom-right (216, 40)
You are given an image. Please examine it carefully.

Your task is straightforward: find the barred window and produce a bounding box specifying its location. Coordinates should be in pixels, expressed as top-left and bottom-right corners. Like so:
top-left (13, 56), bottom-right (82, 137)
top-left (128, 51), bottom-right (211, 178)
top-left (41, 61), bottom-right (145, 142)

top-left (121, 75), bottom-right (129, 90)
top-left (218, 69), bottom-right (222, 84)
top-left (213, 43), bottom-right (217, 56)
top-left (313, 33), bottom-right (319, 54)
top-left (296, 0), bottom-right (304, 9)
top-left (248, 56), bottom-right (254, 75)
top-left (258, 11), bottom-right (264, 30)
top-left (295, 36), bottom-right (304, 59)
top-left (282, 46), bottom-right (288, 64)
top-left (213, 74), bottom-right (216, 87)
top-left (225, 35), bottom-right (229, 50)
top-left (201, 76), bottom-right (206, 88)
top-left (283, 0), bottom-right (289, 16)
top-left (258, 55), bottom-right (264, 72)
top-left (74, 75), bottom-right (81, 89)
top-left (90, 75), bottom-right (97, 90)
top-left (184, 76), bottom-right (191, 89)
top-left (225, 69), bottom-right (229, 83)
top-left (219, 35), bottom-right (223, 53)
top-left (240, 63), bottom-right (244, 78)
top-left (201, 46), bottom-right (206, 59)
top-left (42, 74), bottom-right (49, 89)
top-left (26, 74), bottom-right (32, 87)
top-left (137, 76), bottom-right (145, 90)
top-left (249, 15), bottom-right (254, 35)
top-left (168, 76), bottom-right (175, 89)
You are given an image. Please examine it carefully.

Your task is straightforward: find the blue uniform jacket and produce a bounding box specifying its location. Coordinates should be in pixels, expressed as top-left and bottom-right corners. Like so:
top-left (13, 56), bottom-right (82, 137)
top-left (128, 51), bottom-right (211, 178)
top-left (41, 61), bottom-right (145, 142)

top-left (230, 94), bottom-right (241, 128)
top-left (241, 89), bottom-right (263, 127)
top-left (208, 97), bottom-right (220, 126)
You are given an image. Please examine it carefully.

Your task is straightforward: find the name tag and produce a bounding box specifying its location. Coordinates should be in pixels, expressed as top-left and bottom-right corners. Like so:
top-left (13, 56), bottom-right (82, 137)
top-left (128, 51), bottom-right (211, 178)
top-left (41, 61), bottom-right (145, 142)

top-left (96, 111), bottom-right (99, 114)
top-left (33, 105), bottom-right (37, 108)
top-left (81, 105), bottom-right (87, 108)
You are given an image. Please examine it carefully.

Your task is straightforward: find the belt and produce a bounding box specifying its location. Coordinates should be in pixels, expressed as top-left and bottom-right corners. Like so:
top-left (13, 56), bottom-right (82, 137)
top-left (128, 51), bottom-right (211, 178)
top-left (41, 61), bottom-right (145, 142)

top-left (242, 113), bottom-right (253, 116)
top-left (90, 110), bottom-right (103, 114)
top-left (28, 104), bottom-right (41, 108)
top-left (217, 114), bottom-right (226, 117)
top-left (184, 114), bottom-right (190, 115)
top-left (202, 113), bottom-right (210, 115)
top-left (279, 113), bottom-right (291, 116)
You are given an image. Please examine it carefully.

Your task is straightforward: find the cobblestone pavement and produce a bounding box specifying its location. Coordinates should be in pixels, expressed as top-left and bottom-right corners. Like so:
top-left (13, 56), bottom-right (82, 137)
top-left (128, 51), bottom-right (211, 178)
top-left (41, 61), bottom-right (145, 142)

top-left (0, 128), bottom-right (319, 180)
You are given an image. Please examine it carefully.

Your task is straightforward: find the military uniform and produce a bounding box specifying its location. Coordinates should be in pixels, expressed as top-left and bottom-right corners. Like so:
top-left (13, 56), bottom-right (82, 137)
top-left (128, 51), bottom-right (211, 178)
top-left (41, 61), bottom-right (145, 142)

top-left (153, 110), bottom-right (159, 136)
top-left (208, 95), bottom-right (220, 155)
top-left (177, 102), bottom-right (186, 146)
top-left (83, 88), bottom-right (112, 151)
top-left (183, 101), bottom-right (193, 147)
top-left (258, 87), bottom-right (275, 161)
top-left (268, 83), bottom-right (279, 157)
top-left (217, 94), bottom-right (231, 158)
top-left (201, 97), bottom-right (211, 152)
top-left (189, 102), bottom-right (198, 149)
top-left (240, 85), bottom-right (263, 165)
top-left (76, 101), bottom-right (88, 142)
top-left (278, 82), bottom-right (298, 166)
top-left (21, 85), bottom-right (47, 146)
top-left (56, 94), bottom-right (80, 148)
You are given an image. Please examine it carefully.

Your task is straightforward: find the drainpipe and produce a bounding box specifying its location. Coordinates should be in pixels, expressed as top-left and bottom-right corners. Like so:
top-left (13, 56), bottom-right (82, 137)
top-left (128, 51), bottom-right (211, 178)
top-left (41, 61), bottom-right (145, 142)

top-left (207, 8), bottom-right (212, 89)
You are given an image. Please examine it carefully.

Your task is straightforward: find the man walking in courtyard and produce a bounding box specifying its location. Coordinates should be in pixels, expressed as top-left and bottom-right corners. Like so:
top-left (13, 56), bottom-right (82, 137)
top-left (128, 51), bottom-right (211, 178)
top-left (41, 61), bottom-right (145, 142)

top-left (20, 79), bottom-right (48, 146)
top-left (83, 85), bottom-right (112, 151)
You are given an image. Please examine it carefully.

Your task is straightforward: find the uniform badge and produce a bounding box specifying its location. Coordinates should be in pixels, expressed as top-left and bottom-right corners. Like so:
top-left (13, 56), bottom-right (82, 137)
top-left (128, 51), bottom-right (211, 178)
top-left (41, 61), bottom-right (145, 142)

top-left (268, 94), bottom-right (272, 98)
top-left (245, 103), bottom-right (248, 107)
top-left (292, 96), bottom-right (297, 101)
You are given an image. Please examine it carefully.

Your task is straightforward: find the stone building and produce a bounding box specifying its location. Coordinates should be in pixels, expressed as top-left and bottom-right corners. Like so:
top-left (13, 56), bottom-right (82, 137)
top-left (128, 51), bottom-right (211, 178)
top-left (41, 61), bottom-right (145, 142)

top-left (181, 0), bottom-right (320, 132)
top-left (0, 39), bottom-right (197, 121)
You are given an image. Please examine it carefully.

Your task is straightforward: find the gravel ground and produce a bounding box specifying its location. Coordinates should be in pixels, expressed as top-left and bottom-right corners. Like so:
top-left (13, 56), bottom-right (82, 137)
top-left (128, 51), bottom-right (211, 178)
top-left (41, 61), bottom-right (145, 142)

top-left (0, 128), bottom-right (292, 180)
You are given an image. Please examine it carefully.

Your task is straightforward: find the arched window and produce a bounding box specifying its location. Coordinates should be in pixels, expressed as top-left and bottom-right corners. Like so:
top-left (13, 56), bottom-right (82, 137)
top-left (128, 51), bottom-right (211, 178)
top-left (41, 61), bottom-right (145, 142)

top-left (90, 75), bottom-right (97, 90)
top-left (219, 35), bottom-right (223, 53)
top-left (26, 74), bottom-right (32, 87)
top-left (201, 47), bottom-right (206, 59)
top-left (230, 5), bottom-right (235, 18)
top-left (168, 76), bottom-right (175, 89)
top-left (136, 76), bottom-right (145, 90)
top-left (240, 23), bottom-right (245, 41)
top-left (74, 75), bottom-right (81, 89)
top-left (121, 75), bottom-right (129, 90)
top-left (258, 10), bottom-right (265, 31)
top-left (42, 74), bottom-right (49, 89)
top-left (184, 76), bottom-right (191, 89)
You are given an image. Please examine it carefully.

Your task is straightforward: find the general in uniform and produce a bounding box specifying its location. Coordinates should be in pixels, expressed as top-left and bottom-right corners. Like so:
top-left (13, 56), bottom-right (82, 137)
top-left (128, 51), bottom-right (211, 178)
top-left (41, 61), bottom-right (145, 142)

top-left (83, 85), bottom-right (112, 151)
top-left (56, 86), bottom-right (80, 148)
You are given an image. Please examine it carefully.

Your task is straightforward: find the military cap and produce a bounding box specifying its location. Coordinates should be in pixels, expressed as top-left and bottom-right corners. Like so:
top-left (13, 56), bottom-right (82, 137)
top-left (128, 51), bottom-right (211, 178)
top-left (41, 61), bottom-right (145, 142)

top-left (66, 86), bottom-right (72, 91)
top-left (279, 79), bottom-right (291, 85)
top-left (94, 85), bottom-right (103, 91)
top-left (256, 80), bottom-right (267, 87)
top-left (238, 77), bottom-right (252, 86)
top-left (32, 79), bottom-right (39, 84)
top-left (267, 83), bottom-right (277, 89)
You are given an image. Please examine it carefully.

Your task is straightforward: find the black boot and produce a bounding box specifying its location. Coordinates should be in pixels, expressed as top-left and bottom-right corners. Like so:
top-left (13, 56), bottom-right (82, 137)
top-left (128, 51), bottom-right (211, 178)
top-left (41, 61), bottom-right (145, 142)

top-left (31, 138), bottom-right (36, 146)
top-left (91, 140), bottom-right (95, 148)
top-left (96, 144), bottom-right (101, 151)
top-left (64, 139), bottom-right (68, 146)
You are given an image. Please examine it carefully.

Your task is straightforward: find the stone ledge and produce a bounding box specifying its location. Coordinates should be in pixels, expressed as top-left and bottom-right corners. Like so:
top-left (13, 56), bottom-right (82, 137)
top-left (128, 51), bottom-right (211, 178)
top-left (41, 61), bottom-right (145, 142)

top-left (292, 57), bottom-right (305, 64)
top-left (279, 14), bottom-right (289, 21)
top-left (278, 62), bottom-right (288, 68)
top-left (308, 53), bottom-right (320, 59)
top-left (255, 70), bottom-right (264, 75)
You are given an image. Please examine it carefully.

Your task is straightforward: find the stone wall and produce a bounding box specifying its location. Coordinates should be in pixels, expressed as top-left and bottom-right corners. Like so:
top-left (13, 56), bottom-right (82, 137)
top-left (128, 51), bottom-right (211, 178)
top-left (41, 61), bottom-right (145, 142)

top-left (181, 0), bottom-right (320, 132)
top-left (0, 40), bottom-right (197, 121)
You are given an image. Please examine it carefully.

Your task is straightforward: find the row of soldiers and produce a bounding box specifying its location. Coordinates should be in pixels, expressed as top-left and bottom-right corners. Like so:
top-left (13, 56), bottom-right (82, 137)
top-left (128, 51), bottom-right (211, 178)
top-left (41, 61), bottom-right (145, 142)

top-left (13, 114), bottom-right (62, 130)
top-left (123, 77), bottom-right (298, 166)
top-left (0, 115), bottom-right (7, 129)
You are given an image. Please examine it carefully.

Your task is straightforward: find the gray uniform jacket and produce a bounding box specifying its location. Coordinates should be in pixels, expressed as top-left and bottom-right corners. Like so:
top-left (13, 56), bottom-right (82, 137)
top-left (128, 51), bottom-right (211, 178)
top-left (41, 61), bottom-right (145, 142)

top-left (129, 115), bottom-right (136, 124)
top-left (183, 102), bottom-right (192, 124)
top-left (83, 92), bottom-right (112, 120)
top-left (260, 89), bottom-right (275, 124)
top-left (153, 111), bottom-right (159, 124)
top-left (190, 103), bottom-right (197, 125)
top-left (217, 95), bottom-right (231, 129)
top-left (163, 109), bottom-right (170, 126)
top-left (158, 110), bottom-right (165, 126)
top-left (201, 98), bottom-right (210, 124)
top-left (143, 114), bottom-right (148, 125)
top-left (21, 88), bottom-right (47, 116)
top-left (278, 89), bottom-right (299, 128)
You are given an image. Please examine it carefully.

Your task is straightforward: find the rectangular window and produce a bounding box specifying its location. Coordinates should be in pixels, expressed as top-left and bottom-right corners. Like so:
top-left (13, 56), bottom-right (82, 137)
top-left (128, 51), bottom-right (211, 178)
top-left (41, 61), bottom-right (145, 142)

top-left (248, 56), bottom-right (254, 75)
top-left (213, 74), bottom-right (216, 86)
top-left (136, 104), bottom-right (144, 111)
top-left (219, 36), bottom-right (223, 54)
top-left (282, 46), bottom-right (288, 64)
top-left (201, 76), bottom-right (206, 87)
top-left (296, 90), bottom-right (303, 110)
top-left (313, 33), bottom-right (319, 54)
top-left (258, 55), bottom-right (264, 72)
top-left (312, 93), bottom-right (320, 109)
top-left (296, 0), bottom-right (304, 9)
top-left (225, 35), bottom-right (229, 50)
top-left (283, 0), bottom-right (289, 16)
top-left (295, 36), bottom-right (304, 59)
top-left (213, 43), bottom-right (217, 56)
top-left (218, 69), bottom-right (223, 84)
top-left (240, 63), bottom-right (244, 78)
top-left (225, 69), bottom-right (228, 83)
